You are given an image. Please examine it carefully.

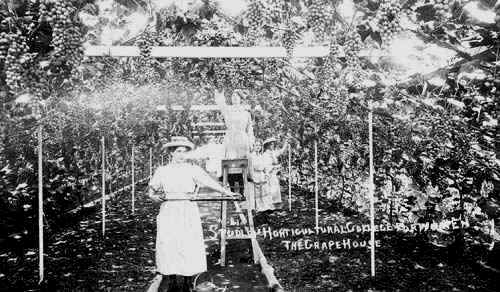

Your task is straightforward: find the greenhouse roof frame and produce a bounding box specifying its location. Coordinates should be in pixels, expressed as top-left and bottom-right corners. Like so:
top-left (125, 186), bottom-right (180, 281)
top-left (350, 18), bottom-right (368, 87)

top-left (84, 45), bottom-right (331, 58)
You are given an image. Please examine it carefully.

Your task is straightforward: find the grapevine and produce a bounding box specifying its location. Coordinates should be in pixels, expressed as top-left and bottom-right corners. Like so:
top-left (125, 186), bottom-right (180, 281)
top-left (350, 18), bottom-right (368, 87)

top-left (266, 0), bottom-right (285, 22)
top-left (263, 58), bottom-right (280, 82)
top-left (326, 85), bottom-right (350, 117)
top-left (426, 0), bottom-right (452, 21)
top-left (319, 38), bottom-right (342, 89)
top-left (369, 0), bottom-right (404, 46)
top-left (282, 27), bottom-right (300, 58)
top-left (307, 1), bottom-right (331, 40)
top-left (246, 0), bottom-right (265, 44)
top-left (0, 32), bottom-right (9, 61)
top-left (135, 29), bottom-right (161, 83)
top-left (39, 0), bottom-right (84, 67)
top-left (343, 30), bottom-right (363, 68)
top-left (3, 32), bottom-right (32, 92)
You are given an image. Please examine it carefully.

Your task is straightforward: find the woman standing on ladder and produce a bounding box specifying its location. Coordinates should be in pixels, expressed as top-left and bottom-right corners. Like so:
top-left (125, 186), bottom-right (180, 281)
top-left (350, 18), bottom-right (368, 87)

top-left (214, 88), bottom-right (255, 159)
top-left (214, 88), bottom-right (255, 197)
top-left (148, 136), bottom-right (238, 292)
top-left (261, 137), bottom-right (288, 210)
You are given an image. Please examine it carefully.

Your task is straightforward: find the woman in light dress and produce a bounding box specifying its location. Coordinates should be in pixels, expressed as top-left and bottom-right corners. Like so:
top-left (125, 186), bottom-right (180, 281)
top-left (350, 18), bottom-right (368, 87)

top-left (148, 136), bottom-right (237, 292)
top-left (249, 141), bottom-right (275, 212)
top-left (214, 89), bottom-right (254, 159)
top-left (261, 138), bottom-right (288, 209)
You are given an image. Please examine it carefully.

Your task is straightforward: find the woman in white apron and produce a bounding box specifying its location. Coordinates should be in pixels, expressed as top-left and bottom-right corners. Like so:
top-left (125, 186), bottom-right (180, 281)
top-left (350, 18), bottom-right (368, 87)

top-left (149, 136), bottom-right (237, 291)
top-left (261, 138), bottom-right (288, 209)
top-left (247, 141), bottom-right (274, 212)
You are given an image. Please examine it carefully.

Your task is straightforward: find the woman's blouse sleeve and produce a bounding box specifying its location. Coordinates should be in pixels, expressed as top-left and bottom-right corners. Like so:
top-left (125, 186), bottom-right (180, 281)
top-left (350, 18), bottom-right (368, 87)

top-left (215, 90), bottom-right (228, 116)
top-left (191, 165), bottom-right (226, 193)
top-left (247, 112), bottom-right (255, 147)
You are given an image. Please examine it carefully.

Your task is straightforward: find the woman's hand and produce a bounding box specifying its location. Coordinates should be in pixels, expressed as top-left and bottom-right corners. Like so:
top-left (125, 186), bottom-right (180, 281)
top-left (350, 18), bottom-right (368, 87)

top-left (224, 189), bottom-right (239, 199)
top-left (148, 186), bottom-right (166, 202)
top-left (149, 192), bottom-right (164, 203)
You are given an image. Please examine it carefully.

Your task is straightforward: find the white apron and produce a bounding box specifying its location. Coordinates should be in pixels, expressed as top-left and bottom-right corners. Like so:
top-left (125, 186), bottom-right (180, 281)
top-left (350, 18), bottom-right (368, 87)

top-left (156, 201), bottom-right (206, 276)
top-left (249, 153), bottom-right (274, 212)
top-left (261, 151), bottom-right (282, 205)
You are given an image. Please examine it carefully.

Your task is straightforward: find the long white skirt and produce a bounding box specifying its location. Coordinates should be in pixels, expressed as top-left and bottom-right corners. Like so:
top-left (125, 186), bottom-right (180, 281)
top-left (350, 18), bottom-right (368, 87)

top-left (268, 174), bottom-right (282, 204)
top-left (254, 181), bottom-right (275, 212)
top-left (156, 200), bottom-right (207, 276)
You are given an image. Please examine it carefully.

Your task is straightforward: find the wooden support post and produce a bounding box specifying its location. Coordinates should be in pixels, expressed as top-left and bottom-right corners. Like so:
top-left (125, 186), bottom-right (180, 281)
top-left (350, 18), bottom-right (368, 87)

top-left (37, 126), bottom-right (44, 283)
top-left (132, 145), bottom-right (135, 214)
top-left (101, 136), bottom-right (106, 237)
top-left (314, 140), bottom-right (319, 231)
top-left (368, 101), bottom-right (376, 277)
top-left (288, 146), bottom-right (292, 212)
top-left (220, 165), bottom-right (228, 267)
top-left (149, 148), bottom-right (153, 178)
top-left (242, 166), bottom-right (258, 264)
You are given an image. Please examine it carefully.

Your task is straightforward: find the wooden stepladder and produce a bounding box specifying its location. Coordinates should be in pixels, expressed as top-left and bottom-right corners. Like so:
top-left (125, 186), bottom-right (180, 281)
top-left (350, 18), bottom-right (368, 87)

top-left (220, 158), bottom-right (259, 266)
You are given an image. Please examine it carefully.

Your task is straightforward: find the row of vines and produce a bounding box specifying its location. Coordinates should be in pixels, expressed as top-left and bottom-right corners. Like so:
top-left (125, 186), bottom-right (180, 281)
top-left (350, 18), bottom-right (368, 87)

top-left (0, 0), bottom-right (498, 263)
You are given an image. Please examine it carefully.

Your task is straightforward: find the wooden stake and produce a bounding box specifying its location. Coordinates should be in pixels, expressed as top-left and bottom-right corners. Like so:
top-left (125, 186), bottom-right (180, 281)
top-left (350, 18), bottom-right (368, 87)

top-left (149, 148), bottom-right (153, 178)
top-left (220, 166), bottom-right (228, 267)
top-left (314, 140), bottom-right (319, 231)
top-left (132, 145), bottom-right (135, 214)
top-left (38, 126), bottom-right (44, 283)
top-left (368, 101), bottom-right (376, 277)
top-left (101, 136), bottom-right (106, 237)
top-left (288, 146), bottom-right (292, 212)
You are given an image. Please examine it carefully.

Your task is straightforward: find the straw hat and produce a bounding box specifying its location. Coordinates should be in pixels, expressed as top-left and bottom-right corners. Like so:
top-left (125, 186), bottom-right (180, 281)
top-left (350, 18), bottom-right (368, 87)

top-left (163, 136), bottom-right (194, 151)
top-left (262, 137), bottom-right (277, 148)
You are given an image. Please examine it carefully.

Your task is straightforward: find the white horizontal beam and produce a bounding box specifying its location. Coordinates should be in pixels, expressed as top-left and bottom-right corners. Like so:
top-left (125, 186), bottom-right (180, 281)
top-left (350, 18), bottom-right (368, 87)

top-left (194, 122), bottom-right (226, 127)
top-left (84, 45), bottom-right (330, 58)
top-left (171, 105), bottom-right (218, 111)
top-left (192, 130), bottom-right (226, 135)
top-left (171, 104), bottom-right (250, 111)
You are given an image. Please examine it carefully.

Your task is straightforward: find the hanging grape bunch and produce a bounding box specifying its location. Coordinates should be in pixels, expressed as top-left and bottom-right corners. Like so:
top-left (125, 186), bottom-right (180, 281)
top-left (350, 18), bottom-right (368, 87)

top-left (319, 39), bottom-right (342, 90)
top-left (26, 0), bottom-right (41, 31)
top-left (282, 24), bottom-right (301, 58)
top-left (267, 0), bottom-right (284, 22)
top-left (231, 59), bottom-right (253, 88)
top-left (226, 60), bottom-right (241, 89)
top-left (39, 0), bottom-right (84, 67)
top-left (3, 32), bottom-right (31, 92)
top-left (369, 0), bottom-right (403, 46)
top-left (213, 61), bottom-right (232, 89)
top-left (343, 30), bottom-right (362, 68)
top-left (247, 0), bottom-right (265, 44)
top-left (263, 58), bottom-right (280, 81)
top-left (0, 32), bottom-right (9, 61)
top-left (135, 30), bottom-right (161, 82)
top-left (327, 85), bottom-right (350, 118)
top-left (431, 0), bottom-right (451, 21)
top-left (307, 1), bottom-right (330, 40)
top-left (136, 30), bottom-right (160, 58)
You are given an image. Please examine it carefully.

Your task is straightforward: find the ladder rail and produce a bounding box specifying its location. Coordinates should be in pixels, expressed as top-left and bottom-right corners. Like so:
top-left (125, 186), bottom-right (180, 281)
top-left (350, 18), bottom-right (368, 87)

top-left (219, 158), bottom-right (259, 266)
